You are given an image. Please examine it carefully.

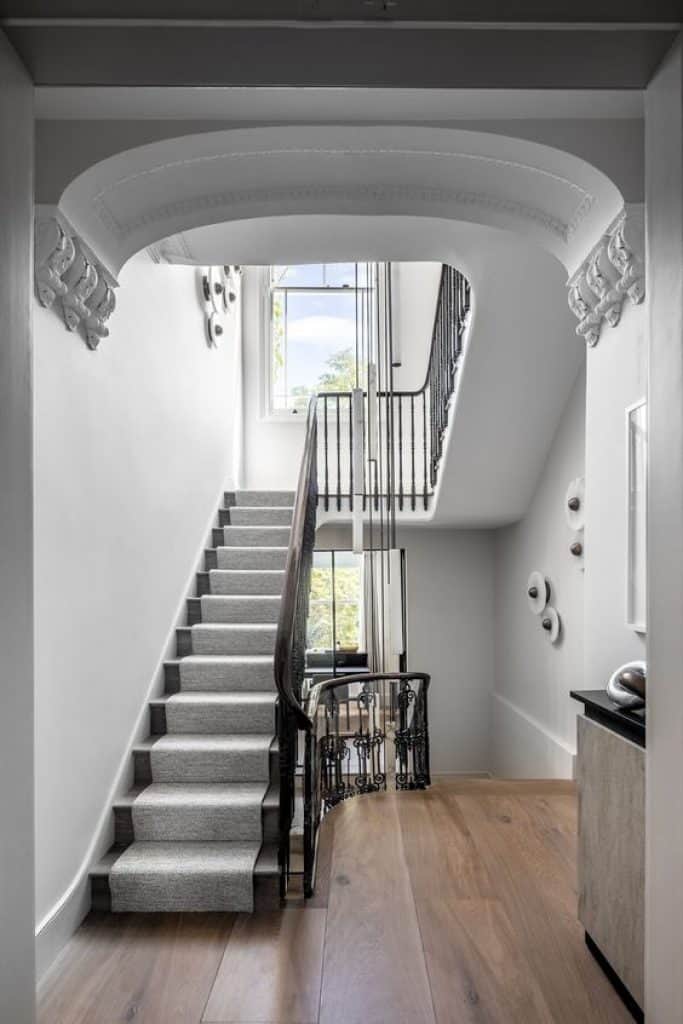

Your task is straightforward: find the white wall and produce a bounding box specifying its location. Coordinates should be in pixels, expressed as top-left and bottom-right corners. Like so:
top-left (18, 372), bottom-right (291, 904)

top-left (399, 527), bottom-right (495, 773)
top-left (33, 254), bottom-right (239, 974)
top-left (316, 522), bottom-right (495, 773)
top-left (241, 266), bottom-right (305, 490)
top-left (391, 262), bottom-right (441, 391)
top-left (645, 37), bottom-right (683, 1023)
top-left (584, 298), bottom-right (647, 688)
top-left (493, 365), bottom-right (586, 778)
top-left (0, 29), bottom-right (35, 1024)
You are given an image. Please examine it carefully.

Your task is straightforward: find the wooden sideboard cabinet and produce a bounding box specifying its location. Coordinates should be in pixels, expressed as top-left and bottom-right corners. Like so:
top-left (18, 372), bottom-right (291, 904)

top-left (572, 692), bottom-right (645, 1019)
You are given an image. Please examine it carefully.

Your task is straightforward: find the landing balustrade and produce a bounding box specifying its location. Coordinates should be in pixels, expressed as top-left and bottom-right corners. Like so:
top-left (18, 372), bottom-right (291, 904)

top-left (316, 264), bottom-right (471, 513)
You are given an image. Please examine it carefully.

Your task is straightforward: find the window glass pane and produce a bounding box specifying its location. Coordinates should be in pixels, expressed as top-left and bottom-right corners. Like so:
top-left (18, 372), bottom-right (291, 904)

top-left (272, 289), bottom-right (357, 409)
top-left (324, 263), bottom-right (358, 288)
top-left (306, 552), bottom-right (363, 652)
top-left (308, 553), bottom-right (333, 649)
top-left (272, 265), bottom-right (325, 287)
top-left (334, 553), bottom-right (362, 650)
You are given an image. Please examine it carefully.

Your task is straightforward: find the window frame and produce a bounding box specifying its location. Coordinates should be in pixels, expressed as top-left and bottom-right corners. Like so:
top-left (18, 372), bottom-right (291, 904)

top-left (261, 263), bottom-right (372, 420)
top-left (307, 550), bottom-right (365, 654)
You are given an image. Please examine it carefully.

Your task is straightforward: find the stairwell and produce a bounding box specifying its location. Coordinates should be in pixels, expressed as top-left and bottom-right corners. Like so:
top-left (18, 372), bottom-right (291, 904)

top-left (91, 490), bottom-right (294, 913)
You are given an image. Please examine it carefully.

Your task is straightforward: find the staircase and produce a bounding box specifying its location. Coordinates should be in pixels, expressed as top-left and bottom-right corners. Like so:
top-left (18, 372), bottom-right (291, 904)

top-left (91, 490), bottom-right (294, 914)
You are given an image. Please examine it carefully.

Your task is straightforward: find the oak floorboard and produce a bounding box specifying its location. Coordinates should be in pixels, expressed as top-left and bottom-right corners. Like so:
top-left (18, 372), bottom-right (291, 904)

top-left (318, 793), bottom-right (436, 1024)
top-left (455, 791), bottom-right (631, 1024)
top-left (36, 779), bottom-right (632, 1024)
top-left (397, 791), bottom-right (557, 1023)
top-left (202, 909), bottom-right (327, 1023)
top-left (38, 912), bottom-right (235, 1024)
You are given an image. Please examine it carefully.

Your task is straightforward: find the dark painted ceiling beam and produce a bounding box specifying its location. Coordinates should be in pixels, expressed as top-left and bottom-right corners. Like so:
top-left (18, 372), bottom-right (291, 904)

top-left (1, 1), bottom-right (681, 21)
top-left (3, 24), bottom-right (679, 88)
top-left (2, 6), bottom-right (679, 88)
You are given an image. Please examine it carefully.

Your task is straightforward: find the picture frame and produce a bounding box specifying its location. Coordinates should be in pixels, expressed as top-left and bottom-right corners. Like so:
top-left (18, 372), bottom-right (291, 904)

top-left (626, 398), bottom-right (647, 634)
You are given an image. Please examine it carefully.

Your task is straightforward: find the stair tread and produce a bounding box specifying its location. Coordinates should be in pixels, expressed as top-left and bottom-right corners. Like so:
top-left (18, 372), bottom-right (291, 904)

top-left (152, 692), bottom-right (277, 707)
top-left (174, 655), bottom-right (274, 665)
top-left (110, 840), bottom-right (264, 874)
top-left (137, 733), bottom-right (275, 751)
top-left (215, 546), bottom-right (288, 551)
top-left (209, 569), bottom-right (285, 574)
top-left (191, 623), bottom-right (277, 632)
top-left (115, 781), bottom-right (269, 809)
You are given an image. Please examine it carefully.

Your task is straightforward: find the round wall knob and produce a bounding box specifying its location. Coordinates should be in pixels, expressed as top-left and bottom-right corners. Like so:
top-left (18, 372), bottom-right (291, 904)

top-left (206, 312), bottom-right (224, 347)
top-left (527, 571), bottom-right (550, 614)
top-left (565, 477), bottom-right (586, 530)
top-left (541, 606), bottom-right (562, 644)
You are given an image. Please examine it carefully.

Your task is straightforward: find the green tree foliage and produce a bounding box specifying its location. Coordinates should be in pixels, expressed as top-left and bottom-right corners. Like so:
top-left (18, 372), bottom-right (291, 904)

top-left (308, 564), bottom-right (362, 650)
top-left (317, 346), bottom-right (357, 392)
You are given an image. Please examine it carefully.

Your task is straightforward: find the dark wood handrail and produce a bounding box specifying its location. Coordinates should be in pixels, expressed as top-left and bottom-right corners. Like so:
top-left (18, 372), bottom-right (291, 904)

top-left (273, 395), bottom-right (318, 732)
top-left (306, 670), bottom-right (430, 720)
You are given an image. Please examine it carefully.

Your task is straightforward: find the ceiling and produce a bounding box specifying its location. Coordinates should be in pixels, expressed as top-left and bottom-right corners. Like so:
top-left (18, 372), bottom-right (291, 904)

top-left (35, 86), bottom-right (644, 122)
top-left (2, 6), bottom-right (678, 88)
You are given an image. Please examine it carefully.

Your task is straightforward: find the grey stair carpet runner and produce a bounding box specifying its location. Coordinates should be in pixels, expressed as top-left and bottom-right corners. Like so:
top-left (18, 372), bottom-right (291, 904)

top-left (96, 490), bottom-right (293, 914)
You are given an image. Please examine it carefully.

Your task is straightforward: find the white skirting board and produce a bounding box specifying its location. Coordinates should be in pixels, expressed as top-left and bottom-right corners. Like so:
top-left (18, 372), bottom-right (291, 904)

top-left (491, 692), bottom-right (576, 780)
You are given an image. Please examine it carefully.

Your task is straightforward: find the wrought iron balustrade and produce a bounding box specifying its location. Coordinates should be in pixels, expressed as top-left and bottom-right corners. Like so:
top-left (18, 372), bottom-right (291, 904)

top-left (316, 264), bottom-right (470, 512)
top-left (302, 671), bottom-right (430, 896)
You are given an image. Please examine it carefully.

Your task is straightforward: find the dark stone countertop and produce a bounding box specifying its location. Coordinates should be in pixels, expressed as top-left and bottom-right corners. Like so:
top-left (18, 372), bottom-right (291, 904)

top-left (571, 689), bottom-right (645, 748)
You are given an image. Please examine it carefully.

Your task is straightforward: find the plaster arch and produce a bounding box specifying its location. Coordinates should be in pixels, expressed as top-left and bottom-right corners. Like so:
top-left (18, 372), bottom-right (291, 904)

top-left (57, 123), bottom-right (624, 280)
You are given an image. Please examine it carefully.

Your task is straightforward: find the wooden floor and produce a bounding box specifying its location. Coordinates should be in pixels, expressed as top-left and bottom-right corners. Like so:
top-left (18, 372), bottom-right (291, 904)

top-left (39, 778), bottom-right (633, 1024)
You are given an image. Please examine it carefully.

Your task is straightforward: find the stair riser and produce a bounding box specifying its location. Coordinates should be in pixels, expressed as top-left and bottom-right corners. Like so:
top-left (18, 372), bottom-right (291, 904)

top-left (91, 857), bottom-right (280, 914)
top-left (114, 797), bottom-right (278, 846)
top-left (131, 804), bottom-right (264, 843)
top-left (228, 508), bottom-right (293, 526)
top-left (200, 596), bottom-right (281, 624)
top-left (177, 626), bottom-right (277, 657)
top-left (190, 596), bottom-right (282, 626)
top-left (199, 570), bottom-right (285, 596)
top-left (173, 659), bottom-right (276, 693)
top-left (134, 745), bottom-right (278, 786)
top-left (219, 526), bottom-right (291, 547)
top-left (236, 490), bottom-right (295, 507)
top-left (213, 547), bottom-right (288, 571)
top-left (152, 702), bottom-right (275, 735)
top-left (151, 752), bottom-right (271, 784)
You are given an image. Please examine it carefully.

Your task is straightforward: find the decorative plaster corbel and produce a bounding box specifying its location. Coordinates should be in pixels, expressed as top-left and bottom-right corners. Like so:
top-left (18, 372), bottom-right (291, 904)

top-left (35, 216), bottom-right (76, 309)
top-left (567, 205), bottom-right (645, 348)
top-left (61, 245), bottom-right (99, 332)
top-left (84, 277), bottom-right (117, 350)
top-left (34, 209), bottom-right (118, 350)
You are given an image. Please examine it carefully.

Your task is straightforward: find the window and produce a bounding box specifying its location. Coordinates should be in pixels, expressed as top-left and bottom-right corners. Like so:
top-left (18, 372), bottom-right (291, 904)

top-left (268, 263), bottom-right (372, 414)
top-left (307, 551), bottom-right (363, 652)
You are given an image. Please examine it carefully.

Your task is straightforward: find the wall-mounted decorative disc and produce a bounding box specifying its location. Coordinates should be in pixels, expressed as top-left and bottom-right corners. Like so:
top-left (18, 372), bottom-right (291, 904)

top-left (565, 477), bottom-right (585, 530)
top-left (206, 312), bottom-right (224, 348)
top-left (541, 606), bottom-right (562, 644)
top-left (222, 266), bottom-right (240, 314)
top-left (527, 571), bottom-right (550, 614)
